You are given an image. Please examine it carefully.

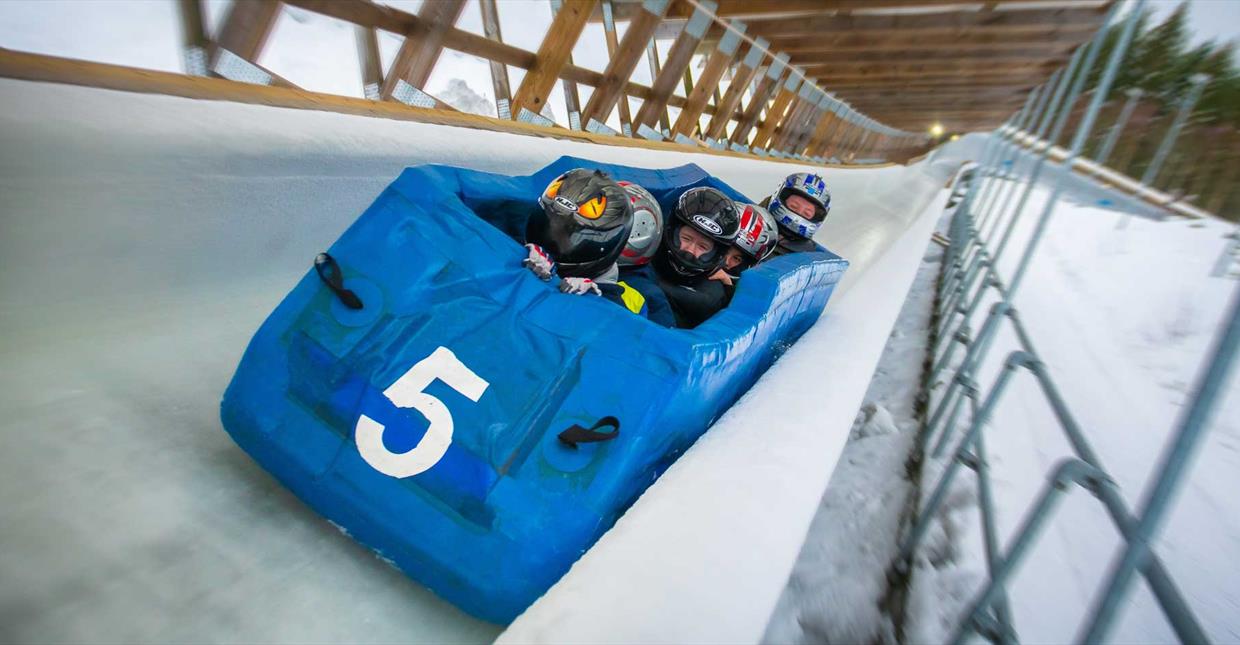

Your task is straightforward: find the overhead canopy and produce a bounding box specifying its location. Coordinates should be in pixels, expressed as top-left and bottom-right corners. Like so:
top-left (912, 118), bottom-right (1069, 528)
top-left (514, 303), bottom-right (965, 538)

top-left (602, 0), bottom-right (1112, 134)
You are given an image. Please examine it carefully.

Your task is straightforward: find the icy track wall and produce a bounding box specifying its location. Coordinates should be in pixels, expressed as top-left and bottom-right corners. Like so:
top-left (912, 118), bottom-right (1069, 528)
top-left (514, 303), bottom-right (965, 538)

top-left (0, 78), bottom-right (952, 643)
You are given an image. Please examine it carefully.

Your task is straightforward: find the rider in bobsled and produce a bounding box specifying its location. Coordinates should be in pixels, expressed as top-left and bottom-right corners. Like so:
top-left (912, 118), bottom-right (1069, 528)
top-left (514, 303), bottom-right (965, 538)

top-left (614, 180), bottom-right (677, 328)
top-left (520, 168), bottom-right (651, 318)
top-left (651, 186), bottom-right (741, 329)
top-left (762, 172), bottom-right (831, 257)
top-left (708, 202), bottom-right (780, 293)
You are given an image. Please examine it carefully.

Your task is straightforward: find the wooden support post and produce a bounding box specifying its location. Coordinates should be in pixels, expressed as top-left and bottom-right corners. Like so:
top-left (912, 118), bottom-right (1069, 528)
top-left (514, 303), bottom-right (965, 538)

top-left (214, 0), bottom-right (281, 65)
top-left (580, 0), bottom-right (669, 129)
top-left (380, 0), bottom-right (466, 100)
top-left (751, 69), bottom-right (802, 150)
top-left (730, 52), bottom-right (788, 146)
top-left (510, 0), bottom-right (597, 121)
top-left (644, 40), bottom-right (672, 132)
top-left (355, 22), bottom-right (383, 100)
top-left (599, 0), bottom-right (633, 135)
top-left (479, 0), bottom-right (513, 119)
top-left (772, 83), bottom-right (816, 152)
top-left (789, 94), bottom-right (829, 155)
top-left (706, 36), bottom-right (767, 140)
top-left (632, 0), bottom-right (714, 132)
top-left (177, 0), bottom-right (211, 76)
top-left (549, 0), bottom-right (584, 129)
top-left (803, 103), bottom-right (839, 157)
top-left (671, 19), bottom-right (746, 140)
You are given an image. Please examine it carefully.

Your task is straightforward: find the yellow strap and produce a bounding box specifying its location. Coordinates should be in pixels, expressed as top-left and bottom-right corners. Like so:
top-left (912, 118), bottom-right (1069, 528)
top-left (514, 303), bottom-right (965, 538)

top-left (616, 281), bottom-right (646, 314)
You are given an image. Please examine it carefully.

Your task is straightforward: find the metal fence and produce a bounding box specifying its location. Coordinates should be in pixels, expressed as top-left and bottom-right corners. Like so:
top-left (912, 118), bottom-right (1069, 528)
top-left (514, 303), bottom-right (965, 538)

top-left (896, 0), bottom-right (1240, 641)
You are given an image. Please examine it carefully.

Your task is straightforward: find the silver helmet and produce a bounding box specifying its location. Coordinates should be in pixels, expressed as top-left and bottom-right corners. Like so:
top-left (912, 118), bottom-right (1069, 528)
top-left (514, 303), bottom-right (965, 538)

top-left (617, 181), bottom-right (664, 267)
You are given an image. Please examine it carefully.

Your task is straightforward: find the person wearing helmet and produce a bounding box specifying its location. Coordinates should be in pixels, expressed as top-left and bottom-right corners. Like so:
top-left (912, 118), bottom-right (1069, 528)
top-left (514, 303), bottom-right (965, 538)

top-left (651, 186), bottom-right (741, 329)
top-left (522, 168), bottom-right (651, 317)
top-left (709, 203), bottom-right (780, 290)
top-left (761, 171), bottom-right (830, 256)
top-left (614, 181), bottom-right (676, 327)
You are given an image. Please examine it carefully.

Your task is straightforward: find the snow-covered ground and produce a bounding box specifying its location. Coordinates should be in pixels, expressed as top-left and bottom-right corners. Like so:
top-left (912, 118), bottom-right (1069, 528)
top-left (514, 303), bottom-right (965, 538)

top-left (906, 157), bottom-right (1240, 643)
top-left (763, 195), bottom-right (948, 644)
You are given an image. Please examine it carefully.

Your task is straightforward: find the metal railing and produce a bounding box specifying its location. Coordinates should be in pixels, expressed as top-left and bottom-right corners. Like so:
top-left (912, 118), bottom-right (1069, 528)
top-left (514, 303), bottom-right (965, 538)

top-left (895, 0), bottom-right (1240, 641)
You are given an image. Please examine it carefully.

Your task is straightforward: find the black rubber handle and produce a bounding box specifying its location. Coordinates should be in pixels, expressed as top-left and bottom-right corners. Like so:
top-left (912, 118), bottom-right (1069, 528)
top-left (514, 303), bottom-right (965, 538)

top-left (314, 253), bottom-right (364, 310)
top-left (557, 416), bottom-right (621, 449)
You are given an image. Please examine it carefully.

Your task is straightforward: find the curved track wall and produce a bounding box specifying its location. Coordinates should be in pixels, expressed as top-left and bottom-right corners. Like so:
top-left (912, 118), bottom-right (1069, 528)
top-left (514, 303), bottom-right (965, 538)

top-left (0, 78), bottom-right (953, 642)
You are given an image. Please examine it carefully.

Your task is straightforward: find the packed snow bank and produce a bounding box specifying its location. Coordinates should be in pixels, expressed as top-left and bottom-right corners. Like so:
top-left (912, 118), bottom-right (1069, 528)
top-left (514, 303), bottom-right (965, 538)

top-left (908, 171), bottom-right (1240, 643)
top-left (763, 196), bottom-right (949, 644)
top-left (0, 78), bottom-right (950, 642)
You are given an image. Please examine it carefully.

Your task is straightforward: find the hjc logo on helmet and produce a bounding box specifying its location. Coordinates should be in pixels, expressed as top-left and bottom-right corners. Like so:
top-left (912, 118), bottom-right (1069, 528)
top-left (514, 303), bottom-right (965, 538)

top-left (691, 214), bottom-right (723, 236)
top-left (553, 196), bottom-right (578, 212)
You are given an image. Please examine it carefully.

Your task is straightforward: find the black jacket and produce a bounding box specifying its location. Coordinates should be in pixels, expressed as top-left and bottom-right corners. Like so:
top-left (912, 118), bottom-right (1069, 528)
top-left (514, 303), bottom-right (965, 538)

top-left (652, 267), bottom-right (730, 329)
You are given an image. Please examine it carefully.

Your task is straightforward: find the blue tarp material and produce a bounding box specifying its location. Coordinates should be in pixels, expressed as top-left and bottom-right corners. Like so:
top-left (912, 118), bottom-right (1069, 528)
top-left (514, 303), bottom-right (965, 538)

top-left (220, 156), bottom-right (849, 624)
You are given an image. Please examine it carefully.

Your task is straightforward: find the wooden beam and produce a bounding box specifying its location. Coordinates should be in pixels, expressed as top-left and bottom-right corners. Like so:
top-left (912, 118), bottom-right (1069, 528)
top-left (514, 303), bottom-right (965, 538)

top-left (707, 25), bottom-right (1096, 57)
top-left (550, 0), bottom-right (585, 129)
top-left (805, 108), bottom-right (841, 157)
top-left (704, 38), bottom-right (767, 140)
top-left (600, 0), bottom-right (1088, 21)
top-left (672, 21), bottom-right (746, 139)
top-left (633, 0), bottom-right (715, 130)
top-left (644, 37), bottom-right (671, 132)
top-left (750, 73), bottom-right (802, 150)
top-left (581, 0), bottom-right (669, 128)
top-left (813, 71), bottom-right (1049, 86)
top-left (803, 61), bottom-right (1052, 79)
top-left (354, 22), bottom-right (383, 100)
top-left (600, 0), bottom-right (634, 135)
top-left (743, 6), bottom-right (1109, 39)
top-left (2, 49), bottom-right (862, 170)
top-left (177, 0), bottom-right (211, 76)
top-left (789, 48), bottom-right (1073, 67)
top-left (730, 54), bottom-right (789, 145)
top-left (214, 0), bottom-right (280, 64)
top-left (511, 0), bottom-right (598, 120)
top-left (380, 0), bottom-right (466, 99)
top-left (479, 0), bottom-right (513, 118)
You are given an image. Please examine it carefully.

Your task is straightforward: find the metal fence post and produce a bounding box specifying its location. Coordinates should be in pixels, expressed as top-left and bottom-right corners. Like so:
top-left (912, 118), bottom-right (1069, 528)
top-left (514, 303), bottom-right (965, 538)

top-left (1095, 87), bottom-right (1143, 167)
top-left (1140, 74), bottom-right (1211, 188)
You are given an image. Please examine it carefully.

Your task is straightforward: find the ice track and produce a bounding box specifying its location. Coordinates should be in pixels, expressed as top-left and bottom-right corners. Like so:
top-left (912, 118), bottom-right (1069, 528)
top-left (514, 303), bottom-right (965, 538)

top-left (0, 78), bottom-right (960, 643)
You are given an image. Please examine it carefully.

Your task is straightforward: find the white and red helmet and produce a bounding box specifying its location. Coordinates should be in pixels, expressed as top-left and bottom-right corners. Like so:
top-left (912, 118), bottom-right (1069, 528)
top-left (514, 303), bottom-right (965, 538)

top-left (616, 181), bottom-right (664, 267)
top-left (734, 203), bottom-right (779, 264)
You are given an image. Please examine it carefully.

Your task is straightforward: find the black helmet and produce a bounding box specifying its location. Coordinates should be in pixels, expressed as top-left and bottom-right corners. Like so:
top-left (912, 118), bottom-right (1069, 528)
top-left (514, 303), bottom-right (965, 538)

top-left (527, 168), bottom-right (633, 279)
top-left (655, 186), bottom-right (739, 282)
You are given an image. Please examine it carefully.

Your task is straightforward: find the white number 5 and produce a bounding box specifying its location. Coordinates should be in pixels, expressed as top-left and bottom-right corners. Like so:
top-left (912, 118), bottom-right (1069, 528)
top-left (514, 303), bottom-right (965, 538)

top-left (355, 346), bottom-right (490, 478)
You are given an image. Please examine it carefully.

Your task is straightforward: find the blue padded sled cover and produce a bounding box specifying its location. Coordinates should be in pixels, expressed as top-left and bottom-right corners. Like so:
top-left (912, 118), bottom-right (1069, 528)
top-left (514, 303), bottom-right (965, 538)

top-left (220, 156), bottom-right (848, 624)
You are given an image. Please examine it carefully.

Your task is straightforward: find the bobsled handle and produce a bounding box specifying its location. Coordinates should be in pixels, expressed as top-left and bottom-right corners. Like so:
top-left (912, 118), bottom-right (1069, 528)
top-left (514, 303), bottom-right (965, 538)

top-left (557, 416), bottom-right (620, 449)
top-left (314, 253), bottom-right (364, 310)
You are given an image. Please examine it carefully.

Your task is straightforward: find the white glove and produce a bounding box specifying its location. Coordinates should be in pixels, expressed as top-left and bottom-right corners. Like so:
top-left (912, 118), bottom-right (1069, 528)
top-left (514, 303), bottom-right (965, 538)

top-left (523, 243), bottom-right (555, 280)
top-left (558, 277), bottom-right (602, 296)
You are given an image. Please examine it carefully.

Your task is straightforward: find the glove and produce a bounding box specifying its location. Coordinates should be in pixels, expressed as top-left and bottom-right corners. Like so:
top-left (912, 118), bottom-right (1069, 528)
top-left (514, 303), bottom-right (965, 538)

top-left (523, 243), bottom-right (555, 280)
top-left (558, 276), bottom-right (602, 296)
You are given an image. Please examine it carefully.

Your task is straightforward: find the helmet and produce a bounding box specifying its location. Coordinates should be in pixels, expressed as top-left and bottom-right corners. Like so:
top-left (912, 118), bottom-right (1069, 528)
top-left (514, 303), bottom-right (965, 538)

top-left (528, 168), bottom-right (633, 278)
top-left (767, 172), bottom-right (830, 240)
top-left (655, 186), bottom-right (740, 282)
top-left (616, 181), bottom-right (663, 267)
top-left (733, 204), bottom-right (779, 266)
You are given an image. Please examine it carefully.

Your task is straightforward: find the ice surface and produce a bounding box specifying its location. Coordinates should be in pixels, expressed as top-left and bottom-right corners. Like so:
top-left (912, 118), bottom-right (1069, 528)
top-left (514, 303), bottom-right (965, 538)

top-left (0, 78), bottom-right (949, 642)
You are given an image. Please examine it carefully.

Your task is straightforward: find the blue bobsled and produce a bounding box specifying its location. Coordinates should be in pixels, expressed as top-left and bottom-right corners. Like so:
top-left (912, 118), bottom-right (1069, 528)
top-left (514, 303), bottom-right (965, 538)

top-left (220, 156), bottom-right (848, 623)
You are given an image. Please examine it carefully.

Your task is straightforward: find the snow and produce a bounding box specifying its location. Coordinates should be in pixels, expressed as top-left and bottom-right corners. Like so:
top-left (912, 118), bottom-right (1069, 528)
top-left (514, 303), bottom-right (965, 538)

top-left (905, 139), bottom-right (1240, 643)
top-left (763, 211), bottom-right (949, 644)
top-left (0, 77), bottom-right (950, 643)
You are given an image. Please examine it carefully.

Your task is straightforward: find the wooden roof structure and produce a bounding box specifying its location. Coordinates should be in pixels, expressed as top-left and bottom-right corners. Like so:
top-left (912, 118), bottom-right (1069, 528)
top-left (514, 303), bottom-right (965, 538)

top-left (605, 0), bottom-right (1113, 133)
top-left (0, 0), bottom-right (1117, 164)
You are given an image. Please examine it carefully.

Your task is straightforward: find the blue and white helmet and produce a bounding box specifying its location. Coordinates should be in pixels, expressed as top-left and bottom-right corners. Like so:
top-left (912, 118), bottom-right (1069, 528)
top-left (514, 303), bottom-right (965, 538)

top-left (767, 172), bottom-right (831, 240)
